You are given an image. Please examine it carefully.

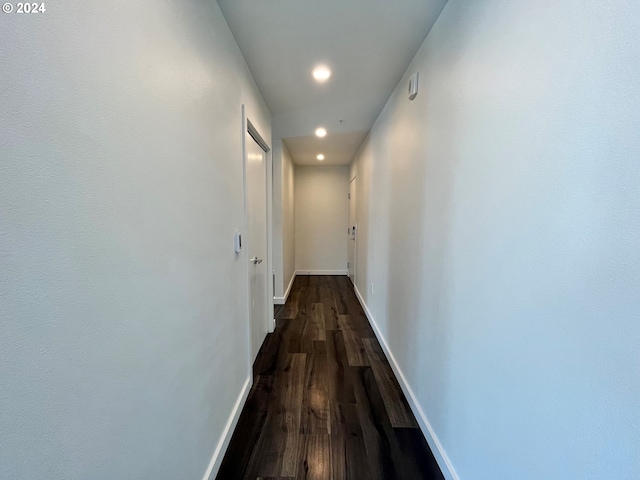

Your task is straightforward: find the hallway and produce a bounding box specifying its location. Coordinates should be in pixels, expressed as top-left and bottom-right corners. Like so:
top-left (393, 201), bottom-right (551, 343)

top-left (217, 276), bottom-right (444, 480)
top-left (2, 1), bottom-right (638, 479)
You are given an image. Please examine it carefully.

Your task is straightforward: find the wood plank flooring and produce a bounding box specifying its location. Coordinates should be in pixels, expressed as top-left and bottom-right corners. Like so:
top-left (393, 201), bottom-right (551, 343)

top-left (217, 275), bottom-right (444, 480)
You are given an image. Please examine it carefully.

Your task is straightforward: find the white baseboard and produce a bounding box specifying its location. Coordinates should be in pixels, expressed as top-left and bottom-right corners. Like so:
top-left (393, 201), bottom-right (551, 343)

top-left (201, 377), bottom-right (251, 480)
top-left (274, 271), bottom-right (297, 305)
top-left (296, 269), bottom-right (348, 275)
top-left (353, 286), bottom-right (459, 480)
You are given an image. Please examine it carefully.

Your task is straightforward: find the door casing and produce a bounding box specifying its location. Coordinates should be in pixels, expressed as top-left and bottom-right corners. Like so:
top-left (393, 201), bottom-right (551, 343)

top-left (241, 105), bottom-right (273, 377)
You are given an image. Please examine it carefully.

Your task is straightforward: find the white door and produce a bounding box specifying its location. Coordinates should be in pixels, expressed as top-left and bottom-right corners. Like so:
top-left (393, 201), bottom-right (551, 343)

top-left (246, 130), bottom-right (269, 362)
top-left (348, 177), bottom-right (356, 284)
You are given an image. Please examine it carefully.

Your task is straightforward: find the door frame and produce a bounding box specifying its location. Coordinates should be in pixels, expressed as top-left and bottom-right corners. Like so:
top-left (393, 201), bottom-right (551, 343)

top-left (241, 105), bottom-right (274, 380)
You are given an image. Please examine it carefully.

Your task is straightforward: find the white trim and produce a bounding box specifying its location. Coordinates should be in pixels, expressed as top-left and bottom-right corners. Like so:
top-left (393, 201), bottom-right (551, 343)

top-left (201, 377), bottom-right (251, 480)
top-left (296, 270), bottom-right (348, 276)
top-left (284, 270), bottom-right (296, 298)
top-left (266, 144), bottom-right (274, 334)
top-left (240, 105), bottom-right (253, 385)
top-left (274, 271), bottom-right (297, 305)
top-left (353, 285), bottom-right (459, 480)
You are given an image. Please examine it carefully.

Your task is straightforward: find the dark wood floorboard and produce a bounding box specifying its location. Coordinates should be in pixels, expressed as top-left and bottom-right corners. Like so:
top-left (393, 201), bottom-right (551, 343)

top-left (300, 303), bottom-right (325, 352)
top-left (363, 338), bottom-right (417, 428)
top-left (300, 340), bottom-right (330, 435)
top-left (331, 403), bottom-right (373, 480)
top-left (326, 330), bottom-right (356, 405)
top-left (297, 434), bottom-right (331, 480)
top-left (217, 275), bottom-right (444, 480)
top-left (284, 290), bottom-right (300, 319)
top-left (247, 353), bottom-right (306, 478)
top-left (337, 315), bottom-right (370, 367)
top-left (280, 354), bottom-right (307, 477)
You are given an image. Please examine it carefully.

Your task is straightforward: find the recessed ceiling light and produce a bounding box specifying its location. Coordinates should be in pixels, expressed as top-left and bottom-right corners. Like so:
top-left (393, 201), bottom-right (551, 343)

top-left (317, 154), bottom-right (325, 161)
top-left (315, 127), bottom-right (327, 138)
top-left (312, 66), bottom-right (331, 82)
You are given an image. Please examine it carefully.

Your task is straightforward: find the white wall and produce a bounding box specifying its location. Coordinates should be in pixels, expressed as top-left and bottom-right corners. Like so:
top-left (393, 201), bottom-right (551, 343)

top-left (0, 1), bottom-right (270, 479)
top-left (272, 140), bottom-right (296, 301)
top-left (295, 166), bottom-right (349, 273)
top-left (351, 1), bottom-right (640, 479)
top-left (282, 145), bottom-right (296, 290)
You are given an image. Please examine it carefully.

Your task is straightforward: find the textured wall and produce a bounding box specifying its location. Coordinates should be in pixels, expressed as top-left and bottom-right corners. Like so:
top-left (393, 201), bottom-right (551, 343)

top-left (351, 0), bottom-right (640, 478)
top-left (0, 1), bottom-right (270, 478)
top-left (295, 166), bottom-right (349, 273)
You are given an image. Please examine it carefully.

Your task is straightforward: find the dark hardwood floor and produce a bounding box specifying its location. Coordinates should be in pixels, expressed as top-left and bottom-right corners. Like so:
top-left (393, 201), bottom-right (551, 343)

top-left (216, 275), bottom-right (444, 480)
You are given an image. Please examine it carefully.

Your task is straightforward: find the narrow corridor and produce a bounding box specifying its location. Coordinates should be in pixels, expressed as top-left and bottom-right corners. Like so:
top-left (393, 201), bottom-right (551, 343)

top-left (217, 275), bottom-right (444, 480)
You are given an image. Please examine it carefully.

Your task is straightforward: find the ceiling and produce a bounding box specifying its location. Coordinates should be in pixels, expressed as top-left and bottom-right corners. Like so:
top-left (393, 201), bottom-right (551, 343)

top-left (217, 0), bottom-right (447, 166)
